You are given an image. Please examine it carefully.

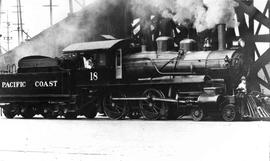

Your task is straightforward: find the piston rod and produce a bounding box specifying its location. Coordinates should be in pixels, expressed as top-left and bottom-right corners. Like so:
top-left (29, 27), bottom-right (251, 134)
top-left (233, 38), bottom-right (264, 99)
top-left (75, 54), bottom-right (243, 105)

top-left (111, 97), bottom-right (198, 104)
top-left (111, 97), bottom-right (148, 101)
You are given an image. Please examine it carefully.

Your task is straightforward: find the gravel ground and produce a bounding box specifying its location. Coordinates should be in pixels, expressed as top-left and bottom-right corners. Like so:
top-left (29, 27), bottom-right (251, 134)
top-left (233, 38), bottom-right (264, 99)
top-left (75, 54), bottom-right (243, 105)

top-left (0, 116), bottom-right (269, 161)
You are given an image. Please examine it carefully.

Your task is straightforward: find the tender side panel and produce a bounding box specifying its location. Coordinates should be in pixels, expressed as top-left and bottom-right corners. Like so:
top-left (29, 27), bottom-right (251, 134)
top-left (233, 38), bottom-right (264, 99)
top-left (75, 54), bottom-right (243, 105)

top-left (0, 71), bottom-right (71, 102)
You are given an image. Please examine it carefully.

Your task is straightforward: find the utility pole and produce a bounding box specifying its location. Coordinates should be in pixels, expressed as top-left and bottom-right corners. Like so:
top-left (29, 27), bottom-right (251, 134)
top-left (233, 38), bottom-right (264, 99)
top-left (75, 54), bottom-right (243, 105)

top-left (15, 0), bottom-right (21, 44)
top-left (0, 9), bottom-right (7, 53)
top-left (18, 0), bottom-right (23, 42)
top-left (6, 12), bottom-right (11, 51)
top-left (43, 0), bottom-right (58, 26)
top-left (69, 0), bottom-right (73, 15)
top-left (13, 0), bottom-right (24, 45)
top-left (0, 0), bottom-right (2, 54)
top-left (49, 0), bottom-right (52, 26)
top-left (3, 11), bottom-right (12, 51)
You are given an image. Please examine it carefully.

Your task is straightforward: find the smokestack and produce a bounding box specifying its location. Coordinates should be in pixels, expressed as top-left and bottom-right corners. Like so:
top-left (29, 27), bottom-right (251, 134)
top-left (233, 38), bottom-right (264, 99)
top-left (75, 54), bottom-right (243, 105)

top-left (217, 24), bottom-right (226, 50)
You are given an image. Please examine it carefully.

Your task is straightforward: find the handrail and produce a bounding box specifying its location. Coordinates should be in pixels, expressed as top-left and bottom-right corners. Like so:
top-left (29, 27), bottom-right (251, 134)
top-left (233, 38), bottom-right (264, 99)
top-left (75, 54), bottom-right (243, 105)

top-left (137, 57), bottom-right (196, 76)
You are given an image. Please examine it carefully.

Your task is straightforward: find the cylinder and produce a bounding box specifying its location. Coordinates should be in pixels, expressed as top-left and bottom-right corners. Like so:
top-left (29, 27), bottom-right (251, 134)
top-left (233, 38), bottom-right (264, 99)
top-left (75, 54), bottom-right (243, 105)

top-left (217, 24), bottom-right (226, 50)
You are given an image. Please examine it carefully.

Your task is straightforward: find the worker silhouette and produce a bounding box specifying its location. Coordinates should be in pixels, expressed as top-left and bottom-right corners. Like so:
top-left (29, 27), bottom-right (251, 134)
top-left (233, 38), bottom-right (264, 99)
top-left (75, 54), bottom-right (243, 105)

top-left (154, 9), bottom-right (189, 49)
top-left (236, 76), bottom-right (248, 117)
top-left (140, 10), bottom-right (153, 51)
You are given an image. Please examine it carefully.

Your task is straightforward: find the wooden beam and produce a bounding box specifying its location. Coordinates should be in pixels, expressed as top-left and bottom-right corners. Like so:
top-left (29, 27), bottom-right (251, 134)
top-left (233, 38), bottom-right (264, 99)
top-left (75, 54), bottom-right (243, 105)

top-left (257, 76), bottom-right (270, 90)
top-left (236, 0), bottom-right (270, 29)
top-left (251, 34), bottom-right (270, 42)
top-left (235, 6), bottom-right (249, 36)
top-left (256, 45), bottom-right (270, 84)
top-left (255, 0), bottom-right (269, 35)
top-left (252, 48), bottom-right (270, 73)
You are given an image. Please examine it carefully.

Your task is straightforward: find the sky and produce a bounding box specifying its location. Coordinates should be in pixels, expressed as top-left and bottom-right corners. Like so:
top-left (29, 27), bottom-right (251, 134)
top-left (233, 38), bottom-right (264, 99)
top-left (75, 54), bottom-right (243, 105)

top-left (0, 0), bottom-right (96, 51)
top-left (0, 0), bottom-right (268, 51)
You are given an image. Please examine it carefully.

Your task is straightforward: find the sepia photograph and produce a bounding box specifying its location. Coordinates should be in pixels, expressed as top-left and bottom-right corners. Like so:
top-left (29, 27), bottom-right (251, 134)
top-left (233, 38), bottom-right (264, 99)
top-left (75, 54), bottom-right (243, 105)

top-left (0, 0), bottom-right (270, 160)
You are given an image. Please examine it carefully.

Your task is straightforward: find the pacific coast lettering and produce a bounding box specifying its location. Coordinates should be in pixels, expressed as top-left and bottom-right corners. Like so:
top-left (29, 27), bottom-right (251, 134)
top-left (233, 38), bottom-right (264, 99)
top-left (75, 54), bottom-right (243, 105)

top-left (1, 80), bottom-right (58, 88)
top-left (34, 80), bottom-right (58, 87)
top-left (2, 81), bottom-right (26, 88)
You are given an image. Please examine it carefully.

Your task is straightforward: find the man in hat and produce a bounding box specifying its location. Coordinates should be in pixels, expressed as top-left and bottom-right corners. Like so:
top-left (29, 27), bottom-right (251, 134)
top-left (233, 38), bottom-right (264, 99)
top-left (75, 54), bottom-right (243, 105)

top-left (237, 76), bottom-right (247, 93)
top-left (236, 76), bottom-right (248, 117)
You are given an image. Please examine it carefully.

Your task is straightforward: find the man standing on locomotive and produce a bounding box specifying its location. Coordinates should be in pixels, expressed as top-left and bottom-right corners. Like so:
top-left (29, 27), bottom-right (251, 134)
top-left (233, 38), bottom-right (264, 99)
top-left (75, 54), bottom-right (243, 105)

top-left (156, 8), bottom-right (189, 47)
top-left (236, 76), bottom-right (248, 117)
top-left (139, 9), bottom-right (153, 51)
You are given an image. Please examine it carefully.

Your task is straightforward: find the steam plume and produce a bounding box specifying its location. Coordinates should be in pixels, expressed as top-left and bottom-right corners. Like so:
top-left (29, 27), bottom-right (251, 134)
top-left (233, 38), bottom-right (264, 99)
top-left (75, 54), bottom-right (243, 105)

top-left (130, 0), bottom-right (239, 32)
top-left (5, 0), bottom-right (239, 69)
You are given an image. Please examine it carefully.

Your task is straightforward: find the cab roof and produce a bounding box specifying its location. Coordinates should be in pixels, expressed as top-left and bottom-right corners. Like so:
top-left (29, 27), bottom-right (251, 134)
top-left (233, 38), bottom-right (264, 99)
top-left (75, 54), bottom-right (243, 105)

top-left (62, 39), bottom-right (125, 53)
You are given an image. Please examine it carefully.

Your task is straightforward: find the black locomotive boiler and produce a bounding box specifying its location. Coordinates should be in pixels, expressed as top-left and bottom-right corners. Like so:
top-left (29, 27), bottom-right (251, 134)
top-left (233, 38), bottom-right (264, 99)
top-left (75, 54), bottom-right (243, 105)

top-left (0, 24), bottom-right (245, 121)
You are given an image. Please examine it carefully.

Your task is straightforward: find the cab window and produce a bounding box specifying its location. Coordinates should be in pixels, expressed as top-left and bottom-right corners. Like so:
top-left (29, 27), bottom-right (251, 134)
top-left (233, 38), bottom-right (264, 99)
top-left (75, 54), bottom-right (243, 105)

top-left (98, 54), bottom-right (106, 66)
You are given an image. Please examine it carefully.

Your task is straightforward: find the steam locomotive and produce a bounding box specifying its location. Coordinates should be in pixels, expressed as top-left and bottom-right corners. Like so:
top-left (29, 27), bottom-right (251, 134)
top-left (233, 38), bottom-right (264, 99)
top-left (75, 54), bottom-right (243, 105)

top-left (0, 24), bottom-right (246, 121)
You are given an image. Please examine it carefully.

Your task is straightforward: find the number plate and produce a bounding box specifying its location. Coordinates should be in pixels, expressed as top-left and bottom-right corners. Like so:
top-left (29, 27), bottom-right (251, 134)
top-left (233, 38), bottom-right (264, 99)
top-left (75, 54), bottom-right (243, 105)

top-left (90, 72), bottom-right (99, 81)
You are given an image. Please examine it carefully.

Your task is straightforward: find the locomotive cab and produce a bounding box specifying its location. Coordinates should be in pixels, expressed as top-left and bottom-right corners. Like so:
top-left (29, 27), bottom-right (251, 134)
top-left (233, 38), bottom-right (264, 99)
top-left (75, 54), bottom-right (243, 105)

top-left (62, 39), bottom-right (129, 85)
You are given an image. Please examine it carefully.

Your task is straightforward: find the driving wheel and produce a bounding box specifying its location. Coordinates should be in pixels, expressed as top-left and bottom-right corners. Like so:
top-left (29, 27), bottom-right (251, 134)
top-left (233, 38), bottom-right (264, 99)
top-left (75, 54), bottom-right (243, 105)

top-left (139, 88), bottom-right (165, 120)
top-left (84, 106), bottom-right (98, 119)
top-left (103, 91), bottom-right (127, 120)
top-left (21, 106), bottom-right (35, 119)
top-left (42, 107), bottom-right (58, 119)
top-left (3, 109), bottom-right (15, 119)
top-left (191, 107), bottom-right (204, 121)
top-left (222, 104), bottom-right (239, 121)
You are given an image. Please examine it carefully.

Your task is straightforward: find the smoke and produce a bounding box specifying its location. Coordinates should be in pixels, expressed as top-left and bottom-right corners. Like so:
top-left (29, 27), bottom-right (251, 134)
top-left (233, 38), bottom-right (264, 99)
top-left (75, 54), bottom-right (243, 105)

top-left (198, 0), bottom-right (239, 32)
top-left (130, 0), bottom-right (238, 32)
top-left (173, 0), bottom-right (205, 28)
top-left (9, 0), bottom-right (126, 64)
top-left (6, 0), bottom-right (239, 67)
top-left (130, 0), bottom-right (175, 18)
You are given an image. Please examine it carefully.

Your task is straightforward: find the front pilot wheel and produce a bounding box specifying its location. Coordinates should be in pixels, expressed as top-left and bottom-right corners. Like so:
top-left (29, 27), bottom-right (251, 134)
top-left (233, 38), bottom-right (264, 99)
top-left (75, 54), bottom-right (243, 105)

top-left (222, 104), bottom-right (240, 121)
